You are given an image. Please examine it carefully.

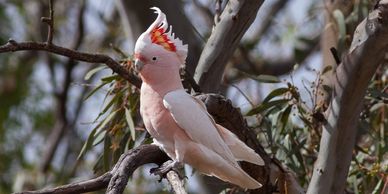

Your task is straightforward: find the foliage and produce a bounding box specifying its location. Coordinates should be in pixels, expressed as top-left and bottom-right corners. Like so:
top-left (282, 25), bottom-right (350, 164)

top-left (0, 0), bottom-right (386, 194)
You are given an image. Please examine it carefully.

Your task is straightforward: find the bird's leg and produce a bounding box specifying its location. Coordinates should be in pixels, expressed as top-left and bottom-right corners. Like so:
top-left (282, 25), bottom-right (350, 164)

top-left (150, 160), bottom-right (184, 181)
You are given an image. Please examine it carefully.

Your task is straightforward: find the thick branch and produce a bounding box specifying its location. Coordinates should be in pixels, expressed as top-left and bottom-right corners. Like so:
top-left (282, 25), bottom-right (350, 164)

top-left (0, 40), bottom-right (142, 88)
top-left (106, 145), bottom-right (169, 194)
top-left (16, 145), bottom-right (169, 194)
top-left (194, 0), bottom-right (264, 92)
top-left (307, 1), bottom-right (388, 194)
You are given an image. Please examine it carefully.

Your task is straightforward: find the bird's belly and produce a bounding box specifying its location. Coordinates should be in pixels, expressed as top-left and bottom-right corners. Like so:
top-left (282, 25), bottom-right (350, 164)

top-left (142, 105), bottom-right (189, 159)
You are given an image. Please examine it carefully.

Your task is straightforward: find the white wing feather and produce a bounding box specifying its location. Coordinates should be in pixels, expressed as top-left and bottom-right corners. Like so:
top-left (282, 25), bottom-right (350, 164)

top-left (163, 90), bottom-right (238, 167)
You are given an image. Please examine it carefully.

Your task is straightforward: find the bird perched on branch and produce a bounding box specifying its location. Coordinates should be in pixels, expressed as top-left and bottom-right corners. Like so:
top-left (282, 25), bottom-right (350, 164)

top-left (133, 7), bottom-right (264, 189)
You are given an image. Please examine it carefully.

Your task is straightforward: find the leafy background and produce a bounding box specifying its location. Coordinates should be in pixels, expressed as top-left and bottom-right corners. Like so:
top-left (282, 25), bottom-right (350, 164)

top-left (0, 0), bottom-right (386, 193)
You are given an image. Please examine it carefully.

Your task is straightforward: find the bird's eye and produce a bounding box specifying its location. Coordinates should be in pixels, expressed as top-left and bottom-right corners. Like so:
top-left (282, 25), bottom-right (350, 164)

top-left (152, 57), bottom-right (157, 61)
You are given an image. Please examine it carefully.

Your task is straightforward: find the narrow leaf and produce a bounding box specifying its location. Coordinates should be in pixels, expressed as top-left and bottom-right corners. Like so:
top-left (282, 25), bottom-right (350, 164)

top-left (280, 105), bottom-right (292, 132)
top-left (84, 81), bottom-right (109, 101)
top-left (84, 66), bottom-right (106, 80)
top-left (125, 107), bottom-right (136, 141)
top-left (95, 109), bottom-right (119, 135)
top-left (241, 71), bottom-right (280, 83)
top-left (247, 99), bottom-right (289, 116)
top-left (263, 88), bottom-right (289, 103)
top-left (101, 74), bottom-right (120, 82)
top-left (333, 9), bottom-right (346, 43)
top-left (77, 127), bottom-right (98, 160)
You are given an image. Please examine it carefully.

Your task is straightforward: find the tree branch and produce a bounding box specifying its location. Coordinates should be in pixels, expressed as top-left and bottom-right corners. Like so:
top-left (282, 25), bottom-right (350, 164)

top-left (40, 1), bottom-right (86, 172)
top-left (197, 94), bottom-right (304, 194)
top-left (106, 145), bottom-right (169, 194)
top-left (15, 145), bottom-right (169, 194)
top-left (194, 0), bottom-right (264, 93)
top-left (166, 171), bottom-right (187, 194)
top-left (0, 40), bottom-right (142, 88)
top-left (307, 1), bottom-right (388, 193)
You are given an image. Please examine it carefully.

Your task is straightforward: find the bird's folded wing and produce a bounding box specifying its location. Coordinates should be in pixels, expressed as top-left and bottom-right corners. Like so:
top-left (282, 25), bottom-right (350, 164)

top-left (163, 90), bottom-right (238, 166)
top-left (190, 96), bottom-right (264, 166)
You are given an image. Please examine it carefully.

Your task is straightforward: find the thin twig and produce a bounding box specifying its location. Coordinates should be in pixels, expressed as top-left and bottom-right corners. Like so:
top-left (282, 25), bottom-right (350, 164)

top-left (0, 40), bottom-right (142, 88)
top-left (41, 0), bottom-right (54, 44)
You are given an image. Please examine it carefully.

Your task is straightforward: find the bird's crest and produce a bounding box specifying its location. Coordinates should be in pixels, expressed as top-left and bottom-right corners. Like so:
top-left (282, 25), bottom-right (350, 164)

top-left (143, 7), bottom-right (188, 64)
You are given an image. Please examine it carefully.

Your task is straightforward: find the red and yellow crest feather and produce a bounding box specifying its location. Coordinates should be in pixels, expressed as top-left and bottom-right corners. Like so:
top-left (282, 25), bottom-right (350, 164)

top-left (138, 7), bottom-right (188, 64)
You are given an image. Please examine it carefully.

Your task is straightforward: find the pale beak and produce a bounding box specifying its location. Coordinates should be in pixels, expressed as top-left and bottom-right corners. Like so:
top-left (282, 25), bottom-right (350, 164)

top-left (134, 59), bottom-right (144, 73)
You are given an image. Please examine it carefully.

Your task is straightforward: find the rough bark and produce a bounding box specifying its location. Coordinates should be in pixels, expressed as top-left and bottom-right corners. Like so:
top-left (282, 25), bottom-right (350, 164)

top-left (307, 1), bottom-right (388, 193)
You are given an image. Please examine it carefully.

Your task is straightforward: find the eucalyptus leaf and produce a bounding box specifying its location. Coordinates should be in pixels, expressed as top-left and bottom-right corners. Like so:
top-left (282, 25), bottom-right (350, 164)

top-left (242, 71), bottom-right (281, 83)
top-left (84, 81), bottom-right (109, 101)
top-left (84, 66), bottom-right (106, 80)
top-left (125, 107), bottom-right (136, 141)
top-left (77, 126), bottom-right (98, 160)
top-left (263, 88), bottom-right (289, 103)
top-left (247, 99), bottom-right (290, 116)
top-left (280, 105), bottom-right (292, 132)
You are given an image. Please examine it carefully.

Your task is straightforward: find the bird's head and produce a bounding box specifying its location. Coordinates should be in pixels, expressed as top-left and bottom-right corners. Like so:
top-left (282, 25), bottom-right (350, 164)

top-left (133, 7), bottom-right (187, 80)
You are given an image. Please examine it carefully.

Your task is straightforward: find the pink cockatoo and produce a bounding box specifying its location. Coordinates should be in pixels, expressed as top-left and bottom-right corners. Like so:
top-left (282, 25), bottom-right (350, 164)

top-left (133, 7), bottom-right (264, 189)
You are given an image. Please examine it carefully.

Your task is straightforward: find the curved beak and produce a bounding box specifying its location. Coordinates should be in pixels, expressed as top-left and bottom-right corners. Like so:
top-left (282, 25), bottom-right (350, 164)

top-left (134, 59), bottom-right (144, 73)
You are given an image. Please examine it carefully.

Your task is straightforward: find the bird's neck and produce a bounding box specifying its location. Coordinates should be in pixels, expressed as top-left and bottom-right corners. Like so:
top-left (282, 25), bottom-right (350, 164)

top-left (140, 67), bottom-right (184, 97)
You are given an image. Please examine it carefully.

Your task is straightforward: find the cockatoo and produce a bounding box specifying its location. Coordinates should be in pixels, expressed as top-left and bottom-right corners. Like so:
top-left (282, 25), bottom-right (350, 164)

top-left (133, 7), bottom-right (264, 189)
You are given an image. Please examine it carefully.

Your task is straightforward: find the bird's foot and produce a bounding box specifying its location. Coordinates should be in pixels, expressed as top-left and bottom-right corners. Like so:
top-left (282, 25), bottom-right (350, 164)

top-left (150, 160), bottom-right (184, 181)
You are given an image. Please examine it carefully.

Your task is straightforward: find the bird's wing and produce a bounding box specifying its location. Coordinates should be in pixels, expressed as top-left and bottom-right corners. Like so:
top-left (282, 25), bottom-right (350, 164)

top-left (163, 90), bottom-right (238, 166)
top-left (189, 96), bottom-right (264, 166)
top-left (216, 124), bottom-right (265, 165)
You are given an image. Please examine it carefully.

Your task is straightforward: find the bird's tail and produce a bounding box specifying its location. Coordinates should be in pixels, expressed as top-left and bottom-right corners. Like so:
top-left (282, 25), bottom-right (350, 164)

top-left (216, 124), bottom-right (265, 166)
top-left (191, 143), bottom-right (262, 189)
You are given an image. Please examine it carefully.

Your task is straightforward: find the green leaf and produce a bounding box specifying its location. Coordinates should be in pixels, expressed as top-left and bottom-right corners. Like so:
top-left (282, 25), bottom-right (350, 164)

top-left (242, 71), bottom-right (280, 83)
top-left (371, 178), bottom-right (383, 194)
top-left (251, 74), bottom-right (281, 83)
top-left (84, 66), bottom-right (106, 80)
top-left (97, 94), bottom-right (122, 120)
top-left (125, 107), bottom-right (136, 141)
top-left (84, 81), bottom-right (109, 101)
top-left (77, 126), bottom-right (98, 160)
top-left (93, 130), bottom-right (106, 146)
top-left (263, 88), bottom-right (289, 103)
top-left (101, 74), bottom-right (120, 82)
top-left (333, 10), bottom-right (346, 40)
top-left (279, 105), bottom-right (292, 132)
top-left (95, 109), bottom-right (119, 136)
top-left (247, 99), bottom-right (290, 116)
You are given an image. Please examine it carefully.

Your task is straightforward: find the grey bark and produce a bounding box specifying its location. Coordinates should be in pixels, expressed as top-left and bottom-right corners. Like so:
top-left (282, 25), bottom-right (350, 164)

top-left (194, 0), bottom-right (264, 93)
top-left (307, 1), bottom-right (388, 193)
